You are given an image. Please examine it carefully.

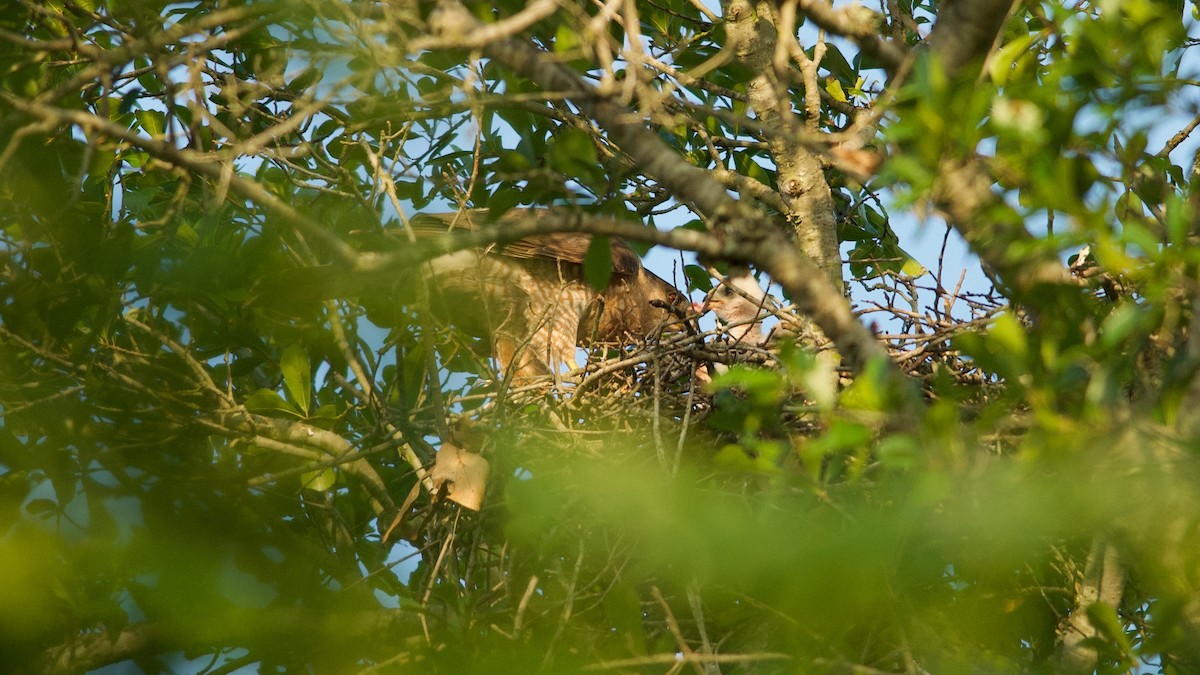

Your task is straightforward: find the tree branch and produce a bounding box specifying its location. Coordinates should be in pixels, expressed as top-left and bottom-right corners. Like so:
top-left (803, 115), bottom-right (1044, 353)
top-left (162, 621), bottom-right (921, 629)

top-left (1055, 540), bottom-right (1125, 675)
top-left (428, 1), bottom-right (731, 218)
top-left (211, 410), bottom-right (396, 514)
top-left (723, 0), bottom-right (842, 285)
top-left (919, 0), bottom-right (1074, 292)
top-left (926, 0), bottom-right (1015, 79)
top-left (795, 0), bottom-right (907, 73)
top-left (36, 623), bottom-right (161, 675)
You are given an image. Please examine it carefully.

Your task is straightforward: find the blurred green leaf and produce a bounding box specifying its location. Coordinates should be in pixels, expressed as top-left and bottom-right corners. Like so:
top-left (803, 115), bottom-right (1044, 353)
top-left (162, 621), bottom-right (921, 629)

top-left (134, 110), bottom-right (164, 137)
top-left (281, 344), bottom-right (312, 416)
top-left (244, 388), bottom-right (304, 418)
top-left (583, 235), bottom-right (614, 291)
top-left (684, 264), bottom-right (712, 292)
top-left (301, 467), bottom-right (337, 491)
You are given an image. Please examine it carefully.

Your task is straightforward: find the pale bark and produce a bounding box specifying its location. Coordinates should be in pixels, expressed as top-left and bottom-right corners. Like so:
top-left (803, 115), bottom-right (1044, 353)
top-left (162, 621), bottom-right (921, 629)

top-left (723, 0), bottom-right (843, 288)
top-left (1055, 540), bottom-right (1125, 675)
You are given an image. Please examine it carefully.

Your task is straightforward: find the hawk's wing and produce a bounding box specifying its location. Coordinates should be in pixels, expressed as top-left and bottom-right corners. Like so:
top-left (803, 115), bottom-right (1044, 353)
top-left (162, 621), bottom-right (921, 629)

top-left (410, 209), bottom-right (643, 277)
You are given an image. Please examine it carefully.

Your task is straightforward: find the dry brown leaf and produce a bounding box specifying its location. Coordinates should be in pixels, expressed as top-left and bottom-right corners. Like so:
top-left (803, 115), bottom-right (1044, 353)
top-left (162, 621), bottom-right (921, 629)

top-left (430, 442), bottom-right (490, 511)
top-left (830, 145), bottom-right (883, 181)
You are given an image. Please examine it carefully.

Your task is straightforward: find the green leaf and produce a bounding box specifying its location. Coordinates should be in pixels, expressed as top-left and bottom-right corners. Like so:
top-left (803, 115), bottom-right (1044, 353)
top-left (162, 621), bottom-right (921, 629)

top-left (301, 467), bottom-right (337, 491)
top-left (554, 24), bottom-right (580, 55)
top-left (494, 150), bottom-right (533, 173)
top-left (989, 313), bottom-right (1029, 364)
top-left (988, 34), bottom-right (1036, 86)
top-left (287, 66), bottom-right (321, 93)
top-left (488, 186), bottom-right (524, 217)
top-left (583, 236), bottom-right (614, 291)
top-left (281, 344), bottom-right (312, 416)
top-left (684, 264), bottom-right (712, 292)
top-left (244, 388), bottom-right (304, 417)
top-left (134, 110), bottom-right (164, 137)
top-left (876, 434), bottom-right (920, 470)
top-left (825, 78), bottom-right (848, 103)
top-left (899, 251), bottom-right (927, 278)
top-left (601, 583), bottom-right (646, 642)
top-left (1099, 302), bottom-right (1146, 350)
top-left (819, 44), bottom-right (857, 82)
top-left (175, 222), bottom-right (200, 245)
top-left (310, 404), bottom-right (341, 420)
top-left (548, 127), bottom-right (599, 181)
top-left (1085, 601), bottom-right (1134, 659)
top-left (118, 90), bottom-right (141, 114)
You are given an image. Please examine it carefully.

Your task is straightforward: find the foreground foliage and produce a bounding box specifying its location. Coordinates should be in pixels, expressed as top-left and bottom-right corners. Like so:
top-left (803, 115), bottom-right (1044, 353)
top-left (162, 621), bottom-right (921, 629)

top-left (3, 0), bottom-right (1200, 673)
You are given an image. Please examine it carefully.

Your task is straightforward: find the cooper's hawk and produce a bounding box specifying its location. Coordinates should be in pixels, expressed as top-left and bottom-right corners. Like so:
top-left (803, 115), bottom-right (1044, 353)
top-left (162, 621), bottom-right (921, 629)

top-left (413, 209), bottom-right (690, 381)
top-left (698, 272), bottom-right (772, 346)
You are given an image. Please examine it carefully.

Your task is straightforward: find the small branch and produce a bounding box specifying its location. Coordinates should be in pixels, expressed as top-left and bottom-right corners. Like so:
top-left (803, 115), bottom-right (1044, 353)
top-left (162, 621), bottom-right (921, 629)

top-left (652, 585), bottom-right (707, 675)
top-left (427, 1), bottom-right (732, 217)
top-left (583, 652), bottom-right (791, 670)
top-left (1159, 111), bottom-right (1200, 157)
top-left (418, 0), bottom-right (559, 51)
top-left (211, 410), bottom-right (396, 514)
top-left (795, 0), bottom-right (907, 73)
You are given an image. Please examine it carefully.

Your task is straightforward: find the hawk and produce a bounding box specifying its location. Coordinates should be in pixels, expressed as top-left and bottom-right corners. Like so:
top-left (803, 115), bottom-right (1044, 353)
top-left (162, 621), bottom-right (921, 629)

top-left (698, 272), bottom-right (772, 346)
top-left (412, 209), bottom-right (690, 381)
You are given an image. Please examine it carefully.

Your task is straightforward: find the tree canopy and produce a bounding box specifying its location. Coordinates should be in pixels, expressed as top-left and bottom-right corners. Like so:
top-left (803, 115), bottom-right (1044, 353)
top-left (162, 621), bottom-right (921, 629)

top-left (3, 0), bottom-right (1200, 673)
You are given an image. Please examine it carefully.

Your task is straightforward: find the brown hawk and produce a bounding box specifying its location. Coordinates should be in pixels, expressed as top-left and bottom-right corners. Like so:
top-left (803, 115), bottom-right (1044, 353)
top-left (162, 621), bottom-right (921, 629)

top-left (412, 209), bottom-right (690, 381)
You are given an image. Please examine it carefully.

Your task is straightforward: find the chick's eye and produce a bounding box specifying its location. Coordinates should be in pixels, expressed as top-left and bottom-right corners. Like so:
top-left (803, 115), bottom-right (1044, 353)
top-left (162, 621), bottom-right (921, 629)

top-left (719, 286), bottom-right (734, 296)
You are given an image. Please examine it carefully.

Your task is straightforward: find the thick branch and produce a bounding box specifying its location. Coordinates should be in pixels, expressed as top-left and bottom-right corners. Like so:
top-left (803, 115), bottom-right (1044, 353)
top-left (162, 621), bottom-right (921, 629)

top-left (723, 0), bottom-right (842, 286)
top-left (795, 0), bottom-right (906, 73)
top-left (212, 410), bottom-right (396, 514)
top-left (36, 624), bottom-right (161, 675)
top-left (1055, 540), bottom-right (1125, 675)
top-left (926, 0), bottom-right (1014, 78)
top-left (430, 1), bottom-right (731, 217)
top-left (919, 1), bottom-right (1074, 292)
top-left (932, 158), bottom-right (1072, 288)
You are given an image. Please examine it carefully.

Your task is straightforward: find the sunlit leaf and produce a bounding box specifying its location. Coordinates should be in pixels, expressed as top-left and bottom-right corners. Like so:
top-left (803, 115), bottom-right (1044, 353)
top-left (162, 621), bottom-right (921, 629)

top-left (825, 78), bottom-right (848, 103)
top-left (244, 388), bottom-right (304, 417)
top-left (301, 467), bottom-right (337, 491)
top-left (281, 344), bottom-right (312, 416)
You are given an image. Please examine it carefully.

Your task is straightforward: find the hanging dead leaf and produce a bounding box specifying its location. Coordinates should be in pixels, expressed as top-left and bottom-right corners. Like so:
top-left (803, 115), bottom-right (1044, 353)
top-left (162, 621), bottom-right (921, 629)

top-left (830, 145), bottom-right (883, 181)
top-left (430, 442), bottom-right (490, 511)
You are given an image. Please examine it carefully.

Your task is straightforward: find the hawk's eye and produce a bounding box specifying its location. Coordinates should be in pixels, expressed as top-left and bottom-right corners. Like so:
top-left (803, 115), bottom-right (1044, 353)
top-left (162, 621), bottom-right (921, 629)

top-left (666, 291), bottom-right (678, 303)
